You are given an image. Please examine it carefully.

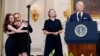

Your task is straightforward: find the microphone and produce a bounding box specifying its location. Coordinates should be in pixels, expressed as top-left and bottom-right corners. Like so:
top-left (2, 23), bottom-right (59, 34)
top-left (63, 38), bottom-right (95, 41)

top-left (26, 0), bottom-right (37, 8)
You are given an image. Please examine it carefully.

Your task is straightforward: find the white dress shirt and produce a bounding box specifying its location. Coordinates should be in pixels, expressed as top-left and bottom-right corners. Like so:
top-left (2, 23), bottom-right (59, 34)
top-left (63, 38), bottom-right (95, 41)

top-left (77, 12), bottom-right (83, 21)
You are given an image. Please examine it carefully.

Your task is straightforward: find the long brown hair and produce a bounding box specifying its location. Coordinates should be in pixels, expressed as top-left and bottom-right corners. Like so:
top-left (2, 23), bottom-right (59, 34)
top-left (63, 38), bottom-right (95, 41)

top-left (3, 13), bottom-right (13, 33)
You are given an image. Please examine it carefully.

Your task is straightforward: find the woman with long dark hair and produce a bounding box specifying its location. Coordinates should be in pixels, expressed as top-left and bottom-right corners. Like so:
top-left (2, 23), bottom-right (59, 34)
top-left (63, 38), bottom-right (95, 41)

top-left (43, 9), bottom-right (63, 56)
top-left (3, 13), bottom-right (27, 56)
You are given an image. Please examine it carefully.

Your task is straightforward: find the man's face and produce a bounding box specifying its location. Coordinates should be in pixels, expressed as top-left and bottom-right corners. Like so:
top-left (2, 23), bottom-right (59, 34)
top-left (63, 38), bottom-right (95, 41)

top-left (76, 1), bottom-right (84, 12)
top-left (14, 14), bottom-right (21, 21)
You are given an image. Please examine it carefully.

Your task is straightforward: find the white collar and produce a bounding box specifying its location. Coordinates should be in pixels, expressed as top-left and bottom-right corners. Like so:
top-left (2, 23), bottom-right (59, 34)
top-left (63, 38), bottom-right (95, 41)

top-left (77, 12), bottom-right (83, 17)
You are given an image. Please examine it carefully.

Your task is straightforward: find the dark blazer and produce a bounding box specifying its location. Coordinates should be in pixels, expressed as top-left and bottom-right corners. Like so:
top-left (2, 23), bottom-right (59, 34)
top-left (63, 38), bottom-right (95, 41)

top-left (68, 12), bottom-right (92, 22)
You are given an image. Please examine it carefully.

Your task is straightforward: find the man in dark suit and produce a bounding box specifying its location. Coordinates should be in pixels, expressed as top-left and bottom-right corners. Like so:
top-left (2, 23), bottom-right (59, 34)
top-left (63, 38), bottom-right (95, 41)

top-left (68, 1), bottom-right (100, 56)
top-left (69, 1), bottom-right (92, 22)
top-left (13, 13), bottom-right (33, 56)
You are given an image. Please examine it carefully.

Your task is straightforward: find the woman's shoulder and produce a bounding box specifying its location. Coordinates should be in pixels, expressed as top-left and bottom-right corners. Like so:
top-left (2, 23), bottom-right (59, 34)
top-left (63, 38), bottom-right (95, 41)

top-left (55, 19), bottom-right (60, 21)
top-left (45, 19), bottom-right (51, 22)
top-left (45, 18), bottom-right (61, 22)
top-left (7, 24), bottom-right (16, 30)
top-left (8, 24), bottom-right (15, 27)
top-left (7, 24), bottom-right (13, 27)
top-left (7, 24), bottom-right (13, 32)
top-left (55, 19), bottom-right (61, 22)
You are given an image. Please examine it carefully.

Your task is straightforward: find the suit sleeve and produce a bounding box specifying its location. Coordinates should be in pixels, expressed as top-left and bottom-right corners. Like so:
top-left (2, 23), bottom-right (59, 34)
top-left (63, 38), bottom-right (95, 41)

top-left (28, 24), bottom-right (33, 33)
top-left (68, 15), bottom-right (73, 22)
top-left (87, 14), bottom-right (93, 21)
top-left (22, 21), bottom-right (33, 33)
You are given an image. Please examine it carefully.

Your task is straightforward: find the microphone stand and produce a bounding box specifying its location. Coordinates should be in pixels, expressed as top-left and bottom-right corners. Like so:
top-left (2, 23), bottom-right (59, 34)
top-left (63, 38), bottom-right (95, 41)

top-left (27, 5), bottom-right (31, 56)
top-left (27, 5), bottom-right (30, 27)
top-left (26, 1), bottom-right (36, 55)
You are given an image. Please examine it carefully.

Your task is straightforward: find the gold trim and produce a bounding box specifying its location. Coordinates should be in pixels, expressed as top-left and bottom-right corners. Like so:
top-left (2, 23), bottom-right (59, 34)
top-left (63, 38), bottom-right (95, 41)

top-left (70, 0), bottom-right (74, 14)
top-left (90, 53), bottom-right (93, 56)
top-left (81, 54), bottom-right (84, 56)
top-left (69, 52), bottom-right (74, 56)
top-left (31, 9), bottom-right (39, 22)
top-left (63, 10), bottom-right (69, 22)
top-left (91, 15), bottom-right (100, 19)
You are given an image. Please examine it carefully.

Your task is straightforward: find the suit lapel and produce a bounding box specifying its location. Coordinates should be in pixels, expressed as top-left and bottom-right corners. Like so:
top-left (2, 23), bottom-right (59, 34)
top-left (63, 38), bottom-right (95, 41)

top-left (81, 13), bottom-right (85, 21)
top-left (75, 13), bottom-right (78, 22)
top-left (82, 13), bottom-right (84, 19)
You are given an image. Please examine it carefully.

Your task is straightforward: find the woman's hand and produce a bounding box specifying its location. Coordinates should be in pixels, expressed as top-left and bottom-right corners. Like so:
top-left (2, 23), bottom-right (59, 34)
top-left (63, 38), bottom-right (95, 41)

top-left (52, 32), bottom-right (59, 36)
top-left (6, 31), bottom-right (15, 35)
top-left (21, 22), bottom-right (27, 27)
top-left (22, 22), bottom-right (28, 27)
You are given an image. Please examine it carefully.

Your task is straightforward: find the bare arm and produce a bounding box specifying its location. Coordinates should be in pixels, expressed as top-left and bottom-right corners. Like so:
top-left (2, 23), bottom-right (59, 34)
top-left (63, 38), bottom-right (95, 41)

top-left (52, 29), bottom-right (63, 36)
top-left (43, 30), bottom-right (53, 35)
top-left (43, 29), bottom-right (63, 36)
top-left (58, 29), bottom-right (63, 34)
top-left (7, 24), bottom-right (27, 33)
top-left (6, 31), bottom-right (15, 35)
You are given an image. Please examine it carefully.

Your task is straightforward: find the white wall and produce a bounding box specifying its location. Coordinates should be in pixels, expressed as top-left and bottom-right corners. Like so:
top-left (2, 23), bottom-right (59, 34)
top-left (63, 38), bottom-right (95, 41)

top-left (5, 0), bottom-right (27, 19)
top-left (45, 0), bottom-right (54, 19)
top-left (29, 0), bottom-right (46, 55)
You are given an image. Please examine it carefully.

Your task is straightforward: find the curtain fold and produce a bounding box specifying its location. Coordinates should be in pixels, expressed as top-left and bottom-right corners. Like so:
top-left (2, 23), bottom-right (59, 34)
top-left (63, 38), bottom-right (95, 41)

top-left (0, 0), bottom-right (5, 56)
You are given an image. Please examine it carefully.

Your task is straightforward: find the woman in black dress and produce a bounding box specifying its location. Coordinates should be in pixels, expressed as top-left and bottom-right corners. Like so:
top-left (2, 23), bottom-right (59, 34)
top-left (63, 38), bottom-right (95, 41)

top-left (3, 13), bottom-right (28, 56)
top-left (43, 9), bottom-right (63, 56)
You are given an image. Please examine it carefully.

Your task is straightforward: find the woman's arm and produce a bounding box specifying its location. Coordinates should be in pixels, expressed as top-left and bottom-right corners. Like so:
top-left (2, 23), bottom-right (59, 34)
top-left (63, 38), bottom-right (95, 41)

top-left (14, 22), bottom-right (25, 30)
top-left (7, 24), bottom-right (28, 33)
top-left (43, 29), bottom-right (63, 36)
top-left (52, 29), bottom-right (63, 36)
top-left (43, 30), bottom-right (53, 35)
top-left (6, 31), bottom-right (15, 35)
top-left (58, 29), bottom-right (63, 34)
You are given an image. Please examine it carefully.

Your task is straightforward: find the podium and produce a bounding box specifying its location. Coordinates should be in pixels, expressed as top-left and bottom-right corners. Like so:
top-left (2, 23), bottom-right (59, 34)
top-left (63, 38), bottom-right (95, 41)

top-left (65, 21), bottom-right (99, 56)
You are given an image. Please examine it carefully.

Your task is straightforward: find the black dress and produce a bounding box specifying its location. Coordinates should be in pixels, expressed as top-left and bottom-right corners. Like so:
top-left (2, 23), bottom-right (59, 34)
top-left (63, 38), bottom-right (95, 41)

top-left (43, 19), bottom-right (63, 56)
top-left (5, 24), bottom-right (17, 56)
top-left (15, 24), bottom-right (33, 55)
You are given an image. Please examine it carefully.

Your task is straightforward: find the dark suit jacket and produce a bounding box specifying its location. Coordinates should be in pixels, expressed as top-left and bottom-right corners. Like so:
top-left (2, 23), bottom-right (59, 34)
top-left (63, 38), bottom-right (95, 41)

top-left (68, 12), bottom-right (92, 22)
